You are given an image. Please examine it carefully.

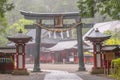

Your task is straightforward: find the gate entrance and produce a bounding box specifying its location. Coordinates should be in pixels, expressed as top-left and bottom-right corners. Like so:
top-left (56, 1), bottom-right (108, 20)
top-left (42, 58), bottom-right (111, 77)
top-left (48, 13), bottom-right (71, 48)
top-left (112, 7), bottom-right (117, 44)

top-left (21, 11), bottom-right (85, 71)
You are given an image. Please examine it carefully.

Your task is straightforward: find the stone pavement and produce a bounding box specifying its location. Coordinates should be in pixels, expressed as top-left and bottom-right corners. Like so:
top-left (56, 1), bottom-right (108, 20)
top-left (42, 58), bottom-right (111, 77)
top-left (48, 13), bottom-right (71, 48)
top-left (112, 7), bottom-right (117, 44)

top-left (43, 70), bottom-right (115, 80)
top-left (76, 71), bottom-right (115, 80)
top-left (44, 70), bottom-right (83, 80)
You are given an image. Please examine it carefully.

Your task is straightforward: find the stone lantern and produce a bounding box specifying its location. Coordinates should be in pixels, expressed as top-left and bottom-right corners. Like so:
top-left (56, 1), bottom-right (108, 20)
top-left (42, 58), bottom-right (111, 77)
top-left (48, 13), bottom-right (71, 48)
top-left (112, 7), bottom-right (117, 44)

top-left (86, 28), bottom-right (111, 74)
top-left (7, 29), bottom-right (32, 75)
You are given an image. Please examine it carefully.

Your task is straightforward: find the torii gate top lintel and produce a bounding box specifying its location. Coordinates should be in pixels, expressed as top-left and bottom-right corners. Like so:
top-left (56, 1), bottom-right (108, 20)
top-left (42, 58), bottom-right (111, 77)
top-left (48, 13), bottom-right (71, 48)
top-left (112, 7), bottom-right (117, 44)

top-left (20, 10), bottom-right (81, 31)
top-left (20, 11), bottom-right (80, 20)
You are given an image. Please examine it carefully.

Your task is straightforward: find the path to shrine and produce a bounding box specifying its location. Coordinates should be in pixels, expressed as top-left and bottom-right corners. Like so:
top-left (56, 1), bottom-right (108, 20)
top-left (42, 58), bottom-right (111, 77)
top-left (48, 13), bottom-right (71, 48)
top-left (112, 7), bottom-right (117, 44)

top-left (27, 64), bottom-right (115, 80)
top-left (44, 70), bottom-right (83, 80)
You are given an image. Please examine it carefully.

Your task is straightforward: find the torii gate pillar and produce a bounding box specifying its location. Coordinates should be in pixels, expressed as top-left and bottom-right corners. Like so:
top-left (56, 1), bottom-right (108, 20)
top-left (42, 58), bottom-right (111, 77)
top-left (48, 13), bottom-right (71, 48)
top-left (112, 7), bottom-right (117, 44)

top-left (33, 20), bottom-right (41, 72)
top-left (77, 23), bottom-right (86, 71)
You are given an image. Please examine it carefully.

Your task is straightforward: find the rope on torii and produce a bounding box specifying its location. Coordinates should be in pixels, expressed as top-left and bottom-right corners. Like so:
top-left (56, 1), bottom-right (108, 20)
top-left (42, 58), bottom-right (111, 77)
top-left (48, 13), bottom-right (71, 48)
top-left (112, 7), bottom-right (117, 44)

top-left (35, 22), bottom-right (81, 32)
top-left (35, 22), bottom-right (81, 38)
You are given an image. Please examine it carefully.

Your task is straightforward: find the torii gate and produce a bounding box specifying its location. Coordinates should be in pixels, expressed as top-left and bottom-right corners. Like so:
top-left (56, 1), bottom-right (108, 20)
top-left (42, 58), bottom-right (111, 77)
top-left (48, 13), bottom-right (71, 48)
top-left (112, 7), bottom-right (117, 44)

top-left (20, 11), bottom-right (86, 71)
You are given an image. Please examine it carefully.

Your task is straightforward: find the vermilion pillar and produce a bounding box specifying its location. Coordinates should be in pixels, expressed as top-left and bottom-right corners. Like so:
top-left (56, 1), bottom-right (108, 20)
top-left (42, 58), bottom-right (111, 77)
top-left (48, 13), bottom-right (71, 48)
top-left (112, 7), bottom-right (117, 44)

top-left (93, 43), bottom-right (97, 68)
top-left (16, 43), bottom-right (26, 69)
top-left (93, 42), bottom-right (103, 69)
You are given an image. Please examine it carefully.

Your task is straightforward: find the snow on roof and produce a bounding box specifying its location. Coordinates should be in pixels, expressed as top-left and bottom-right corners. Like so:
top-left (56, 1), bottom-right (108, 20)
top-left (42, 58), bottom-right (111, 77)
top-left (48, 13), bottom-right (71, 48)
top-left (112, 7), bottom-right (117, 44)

top-left (48, 40), bottom-right (77, 51)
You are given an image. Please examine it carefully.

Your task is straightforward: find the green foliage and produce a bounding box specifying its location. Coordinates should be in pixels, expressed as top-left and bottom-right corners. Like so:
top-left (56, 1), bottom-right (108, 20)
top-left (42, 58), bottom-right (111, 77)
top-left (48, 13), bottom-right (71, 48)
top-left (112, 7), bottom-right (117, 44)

top-left (0, 0), bottom-right (14, 46)
top-left (77, 0), bottom-right (120, 19)
top-left (10, 18), bottom-right (34, 33)
top-left (0, 25), bottom-right (10, 47)
top-left (3, 18), bottom-right (34, 46)
top-left (0, 0), bottom-right (14, 17)
top-left (0, 16), bottom-right (7, 33)
top-left (99, 0), bottom-right (120, 19)
top-left (77, 0), bottom-right (94, 18)
top-left (111, 58), bottom-right (120, 80)
top-left (0, 0), bottom-right (14, 32)
top-left (104, 38), bottom-right (120, 45)
top-left (0, 35), bottom-right (8, 47)
top-left (104, 30), bottom-right (120, 45)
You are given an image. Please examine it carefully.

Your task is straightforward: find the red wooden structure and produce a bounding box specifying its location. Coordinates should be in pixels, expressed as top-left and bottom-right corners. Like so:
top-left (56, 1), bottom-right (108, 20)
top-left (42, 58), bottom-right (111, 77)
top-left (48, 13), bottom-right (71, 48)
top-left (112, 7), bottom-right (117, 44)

top-left (86, 28), bottom-right (111, 74)
top-left (7, 30), bottom-right (32, 75)
top-left (0, 47), bottom-right (15, 73)
top-left (102, 45), bottom-right (120, 74)
top-left (32, 40), bottom-right (93, 64)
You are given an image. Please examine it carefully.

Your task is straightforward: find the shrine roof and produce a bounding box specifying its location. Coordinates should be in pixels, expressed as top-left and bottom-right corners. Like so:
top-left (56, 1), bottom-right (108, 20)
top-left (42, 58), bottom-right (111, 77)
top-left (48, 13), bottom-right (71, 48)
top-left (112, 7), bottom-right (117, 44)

top-left (83, 20), bottom-right (120, 41)
top-left (48, 40), bottom-right (77, 51)
top-left (85, 28), bottom-right (111, 41)
top-left (7, 30), bottom-right (32, 43)
top-left (102, 45), bottom-right (120, 52)
top-left (47, 39), bottom-right (91, 51)
top-left (0, 46), bottom-right (15, 49)
top-left (8, 30), bottom-right (32, 39)
top-left (0, 46), bottom-right (16, 54)
top-left (73, 45), bottom-right (92, 51)
top-left (20, 11), bottom-right (80, 19)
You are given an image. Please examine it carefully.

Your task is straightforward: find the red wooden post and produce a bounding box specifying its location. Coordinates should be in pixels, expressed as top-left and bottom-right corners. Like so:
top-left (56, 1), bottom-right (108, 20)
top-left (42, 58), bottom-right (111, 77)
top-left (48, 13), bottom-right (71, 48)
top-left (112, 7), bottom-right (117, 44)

top-left (15, 43), bottom-right (26, 70)
top-left (62, 50), bottom-right (66, 63)
top-left (23, 44), bottom-right (25, 69)
top-left (93, 43), bottom-right (97, 68)
top-left (100, 43), bottom-right (103, 68)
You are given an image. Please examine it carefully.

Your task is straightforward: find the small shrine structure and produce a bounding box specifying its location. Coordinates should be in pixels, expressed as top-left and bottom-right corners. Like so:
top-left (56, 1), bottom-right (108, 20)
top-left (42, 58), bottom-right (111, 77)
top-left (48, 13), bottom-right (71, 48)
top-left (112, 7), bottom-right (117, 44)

top-left (86, 28), bottom-right (111, 74)
top-left (7, 30), bottom-right (32, 75)
top-left (102, 45), bottom-right (120, 74)
top-left (0, 46), bottom-right (15, 73)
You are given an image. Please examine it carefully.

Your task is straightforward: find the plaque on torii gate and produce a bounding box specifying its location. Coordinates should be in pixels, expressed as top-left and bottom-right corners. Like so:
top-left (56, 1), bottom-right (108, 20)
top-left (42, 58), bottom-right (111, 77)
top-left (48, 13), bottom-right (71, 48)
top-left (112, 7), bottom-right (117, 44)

top-left (7, 30), bottom-right (32, 75)
top-left (20, 11), bottom-right (86, 71)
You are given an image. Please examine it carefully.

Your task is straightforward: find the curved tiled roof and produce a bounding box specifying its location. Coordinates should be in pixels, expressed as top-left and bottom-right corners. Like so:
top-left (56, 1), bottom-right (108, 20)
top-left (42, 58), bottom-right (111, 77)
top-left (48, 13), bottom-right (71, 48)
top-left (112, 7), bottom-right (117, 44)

top-left (86, 28), bottom-right (111, 39)
top-left (7, 30), bottom-right (32, 43)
